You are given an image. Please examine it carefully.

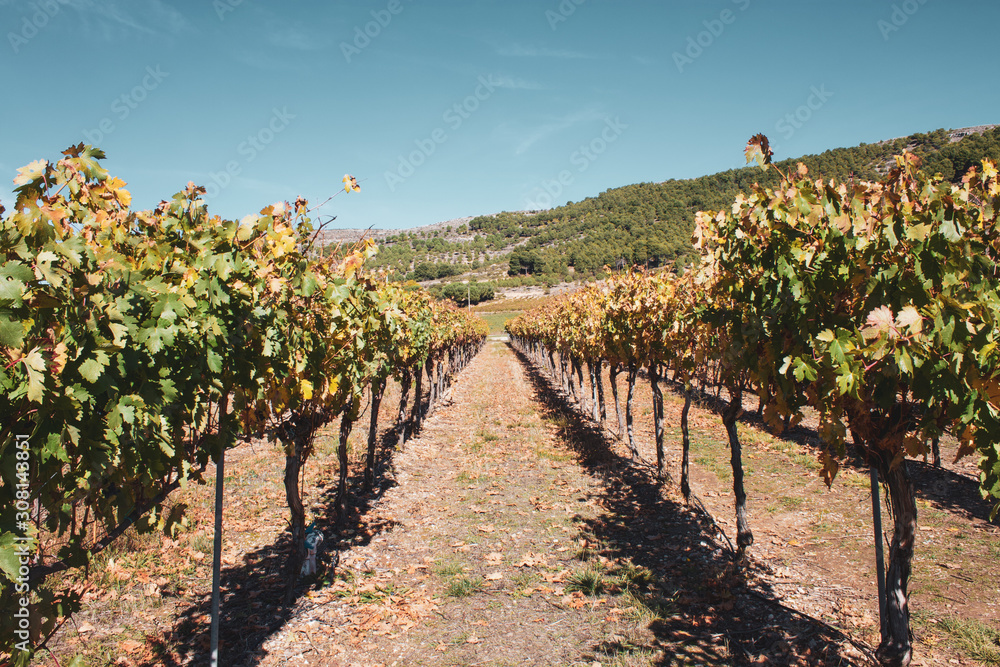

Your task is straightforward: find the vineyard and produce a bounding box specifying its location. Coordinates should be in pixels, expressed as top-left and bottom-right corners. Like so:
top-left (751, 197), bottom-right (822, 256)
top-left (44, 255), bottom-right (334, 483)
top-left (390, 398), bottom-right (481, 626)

top-left (2, 140), bottom-right (999, 667)
top-left (0, 146), bottom-right (486, 665)
top-left (507, 141), bottom-right (1000, 666)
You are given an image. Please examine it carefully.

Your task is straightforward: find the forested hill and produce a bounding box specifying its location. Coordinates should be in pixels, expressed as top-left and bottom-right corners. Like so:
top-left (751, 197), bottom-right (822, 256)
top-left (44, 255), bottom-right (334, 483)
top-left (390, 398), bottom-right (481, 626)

top-left (367, 125), bottom-right (999, 286)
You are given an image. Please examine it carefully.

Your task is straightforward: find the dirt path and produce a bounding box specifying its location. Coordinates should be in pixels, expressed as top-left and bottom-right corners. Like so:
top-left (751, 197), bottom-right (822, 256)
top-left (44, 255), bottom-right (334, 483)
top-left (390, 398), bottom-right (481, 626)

top-left (253, 343), bottom-right (876, 667)
top-left (256, 342), bottom-right (658, 665)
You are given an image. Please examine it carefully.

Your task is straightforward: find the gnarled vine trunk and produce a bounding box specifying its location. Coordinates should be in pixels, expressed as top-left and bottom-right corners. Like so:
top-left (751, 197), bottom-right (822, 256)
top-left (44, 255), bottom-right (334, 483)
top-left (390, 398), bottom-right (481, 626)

top-left (396, 372), bottom-right (412, 447)
top-left (609, 363), bottom-right (625, 440)
top-left (424, 357), bottom-right (437, 418)
top-left (436, 358), bottom-right (445, 401)
top-left (335, 411), bottom-right (355, 520)
top-left (364, 377), bottom-right (386, 493)
top-left (410, 362), bottom-right (423, 433)
top-left (588, 360), bottom-right (600, 421)
top-left (595, 360), bottom-right (607, 421)
top-left (722, 387), bottom-right (752, 554)
top-left (872, 446), bottom-right (917, 667)
top-left (650, 364), bottom-right (665, 478)
top-left (281, 411), bottom-right (316, 603)
top-left (680, 387), bottom-right (692, 501)
top-left (625, 363), bottom-right (639, 459)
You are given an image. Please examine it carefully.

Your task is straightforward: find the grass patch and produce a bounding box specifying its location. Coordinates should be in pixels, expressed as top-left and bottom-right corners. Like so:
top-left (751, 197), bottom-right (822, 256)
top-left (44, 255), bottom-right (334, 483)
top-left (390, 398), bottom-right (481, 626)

top-left (598, 645), bottom-right (660, 667)
top-left (838, 469), bottom-right (871, 490)
top-left (695, 454), bottom-right (733, 483)
top-left (188, 531), bottom-right (213, 554)
top-left (357, 582), bottom-right (402, 604)
top-left (477, 429), bottom-right (500, 442)
top-left (934, 617), bottom-right (1000, 664)
top-left (433, 561), bottom-right (465, 577)
top-left (472, 296), bottom-right (554, 314)
top-left (509, 570), bottom-right (540, 592)
top-left (613, 563), bottom-right (656, 593)
top-left (779, 496), bottom-right (804, 511)
top-left (446, 576), bottom-right (482, 598)
top-left (791, 451), bottom-right (821, 471)
top-left (566, 567), bottom-right (607, 596)
top-left (544, 413), bottom-right (571, 432)
top-left (618, 589), bottom-right (679, 624)
top-left (478, 311), bottom-right (519, 335)
top-left (536, 445), bottom-right (573, 463)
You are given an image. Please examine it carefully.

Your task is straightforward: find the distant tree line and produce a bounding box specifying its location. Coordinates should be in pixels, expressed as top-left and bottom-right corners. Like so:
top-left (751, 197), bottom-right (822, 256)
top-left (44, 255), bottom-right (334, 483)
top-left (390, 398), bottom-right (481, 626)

top-left (364, 127), bottom-right (1000, 286)
top-left (429, 280), bottom-right (495, 305)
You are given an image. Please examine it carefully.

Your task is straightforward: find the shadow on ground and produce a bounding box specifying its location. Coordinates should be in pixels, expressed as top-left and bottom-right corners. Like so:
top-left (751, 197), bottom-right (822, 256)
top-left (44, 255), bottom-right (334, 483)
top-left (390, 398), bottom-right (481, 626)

top-left (908, 459), bottom-right (999, 525)
top-left (511, 344), bottom-right (877, 667)
top-left (140, 409), bottom-right (423, 666)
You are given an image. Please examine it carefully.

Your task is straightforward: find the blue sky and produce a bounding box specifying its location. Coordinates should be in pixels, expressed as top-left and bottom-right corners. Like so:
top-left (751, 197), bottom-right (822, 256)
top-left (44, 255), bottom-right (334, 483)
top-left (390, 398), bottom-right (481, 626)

top-left (2, 0), bottom-right (997, 229)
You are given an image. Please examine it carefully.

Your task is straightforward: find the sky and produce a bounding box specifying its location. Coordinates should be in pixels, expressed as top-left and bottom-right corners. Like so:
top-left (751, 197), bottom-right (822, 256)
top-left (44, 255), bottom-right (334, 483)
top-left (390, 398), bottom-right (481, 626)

top-left (1, 0), bottom-right (998, 230)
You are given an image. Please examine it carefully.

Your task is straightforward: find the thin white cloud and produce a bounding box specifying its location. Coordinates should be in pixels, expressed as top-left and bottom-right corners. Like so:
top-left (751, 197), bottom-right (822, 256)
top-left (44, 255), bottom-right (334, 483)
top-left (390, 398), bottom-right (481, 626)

top-left (504, 108), bottom-right (606, 155)
top-left (497, 43), bottom-right (597, 60)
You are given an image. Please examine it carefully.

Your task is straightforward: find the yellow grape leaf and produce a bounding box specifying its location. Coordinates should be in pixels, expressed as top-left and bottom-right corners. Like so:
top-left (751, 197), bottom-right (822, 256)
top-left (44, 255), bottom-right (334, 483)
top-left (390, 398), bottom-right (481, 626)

top-left (300, 380), bottom-right (313, 400)
top-left (339, 253), bottom-right (364, 278)
top-left (895, 306), bottom-right (922, 334)
top-left (343, 174), bottom-right (360, 193)
top-left (22, 347), bottom-right (47, 403)
top-left (51, 342), bottom-right (69, 375)
top-left (105, 176), bottom-right (132, 206)
top-left (865, 305), bottom-right (897, 339)
top-left (13, 159), bottom-right (48, 186)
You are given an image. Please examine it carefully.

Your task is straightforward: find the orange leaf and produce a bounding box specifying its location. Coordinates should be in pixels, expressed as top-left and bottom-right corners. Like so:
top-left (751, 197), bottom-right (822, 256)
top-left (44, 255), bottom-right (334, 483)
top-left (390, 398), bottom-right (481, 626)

top-left (744, 134), bottom-right (773, 170)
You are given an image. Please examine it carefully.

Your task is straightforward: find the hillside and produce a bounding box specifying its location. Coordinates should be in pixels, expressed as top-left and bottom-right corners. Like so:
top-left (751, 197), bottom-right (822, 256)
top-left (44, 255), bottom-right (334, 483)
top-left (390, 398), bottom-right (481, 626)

top-left (323, 125), bottom-right (999, 290)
